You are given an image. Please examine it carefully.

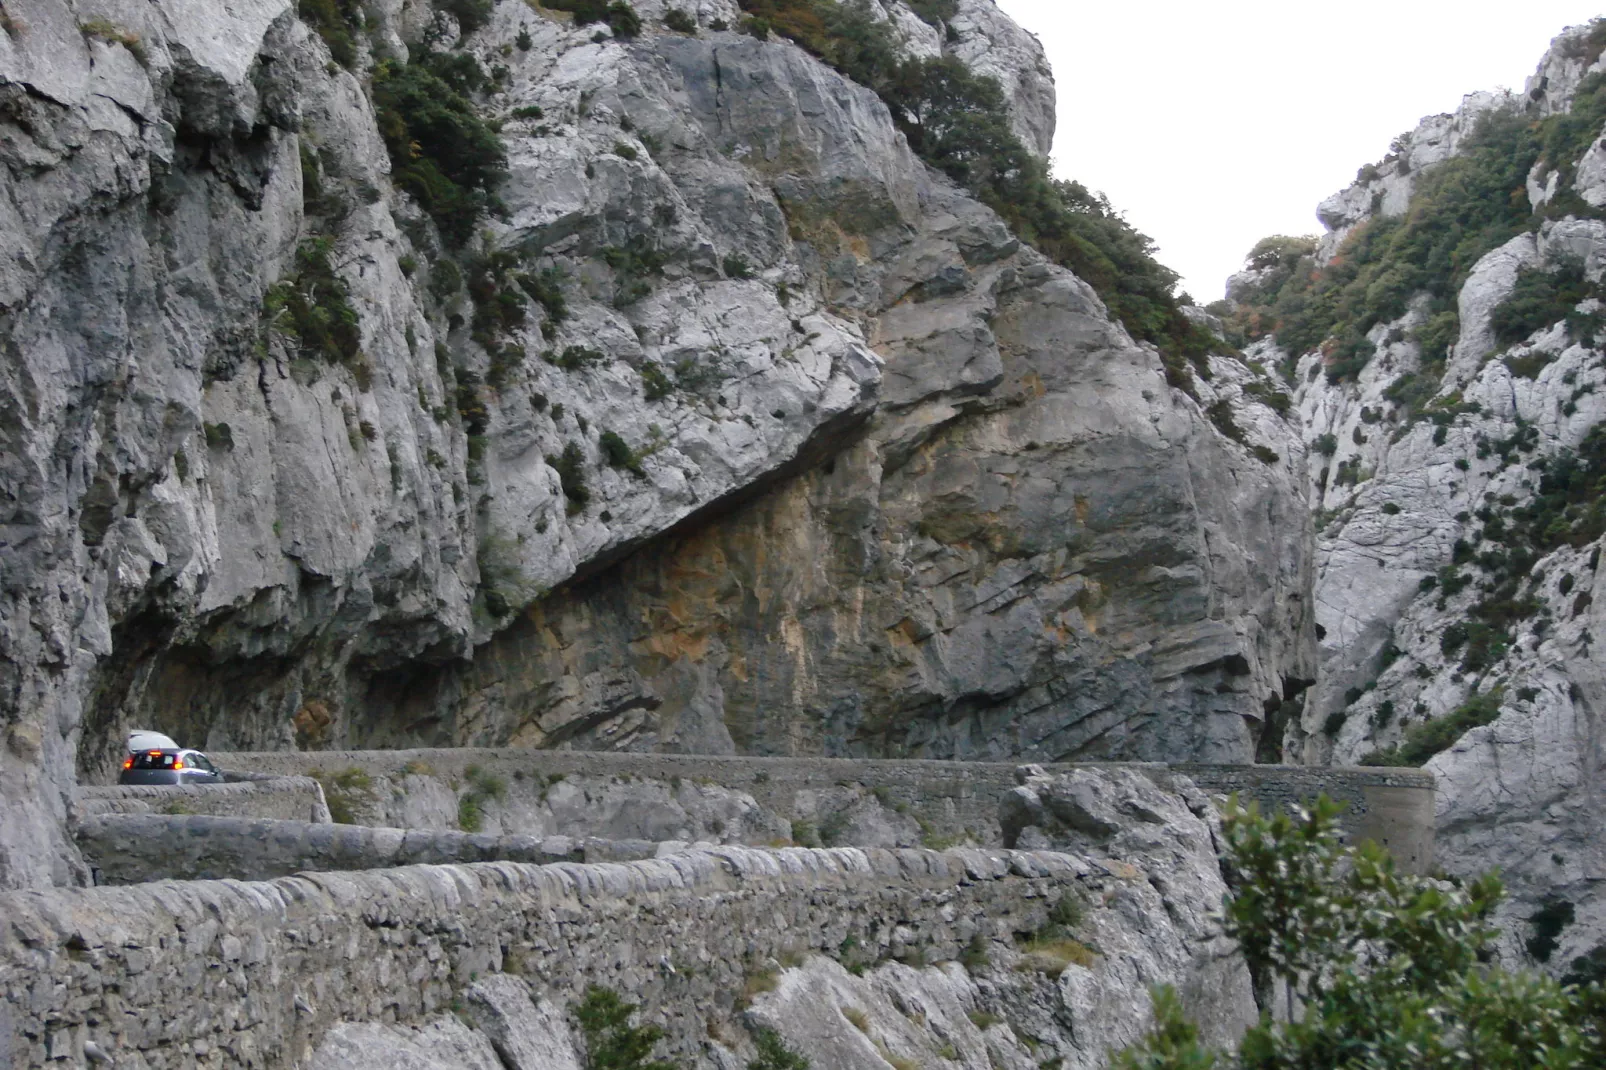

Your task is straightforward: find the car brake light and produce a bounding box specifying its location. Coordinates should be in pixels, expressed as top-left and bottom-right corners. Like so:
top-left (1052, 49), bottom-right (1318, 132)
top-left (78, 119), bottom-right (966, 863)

top-left (148, 750), bottom-right (162, 756)
top-left (122, 757), bottom-right (133, 770)
top-left (173, 759), bottom-right (185, 770)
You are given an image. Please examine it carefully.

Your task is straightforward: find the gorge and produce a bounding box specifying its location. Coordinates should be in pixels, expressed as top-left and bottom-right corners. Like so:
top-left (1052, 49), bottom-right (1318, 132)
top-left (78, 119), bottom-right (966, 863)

top-left (1, 0), bottom-right (1604, 1064)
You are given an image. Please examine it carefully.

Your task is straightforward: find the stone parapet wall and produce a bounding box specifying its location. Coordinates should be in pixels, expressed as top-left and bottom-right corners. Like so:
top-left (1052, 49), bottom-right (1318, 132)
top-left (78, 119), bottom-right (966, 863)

top-left (0, 846), bottom-right (1080, 1068)
top-left (72, 813), bottom-right (686, 884)
top-left (73, 776), bottom-right (331, 824)
top-left (1170, 764), bottom-right (1437, 873)
top-left (210, 750), bottom-right (1436, 870)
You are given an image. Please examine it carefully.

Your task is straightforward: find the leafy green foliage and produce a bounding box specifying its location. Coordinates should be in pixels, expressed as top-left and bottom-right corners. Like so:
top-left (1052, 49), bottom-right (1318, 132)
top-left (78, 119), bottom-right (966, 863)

top-left (663, 9), bottom-right (697, 33)
top-left (599, 430), bottom-right (645, 476)
top-left (747, 1028), bottom-right (809, 1070)
top-left (373, 55), bottom-right (506, 245)
top-left (1490, 258), bottom-right (1599, 347)
top-left (641, 362), bottom-right (673, 400)
top-left (1115, 796), bottom-right (1606, 1069)
top-left (298, 0), bottom-right (363, 66)
top-left (1228, 106), bottom-right (1552, 382)
top-left (1540, 70), bottom-right (1606, 191)
top-left (264, 237), bottom-right (362, 364)
top-left (735, 0), bottom-right (1218, 389)
top-left (574, 987), bottom-right (675, 1070)
top-left (1112, 986), bottom-right (1217, 1070)
top-left (600, 236), bottom-right (667, 305)
top-left (547, 441), bottom-right (590, 513)
top-left (1359, 687), bottom-right (1504, 766)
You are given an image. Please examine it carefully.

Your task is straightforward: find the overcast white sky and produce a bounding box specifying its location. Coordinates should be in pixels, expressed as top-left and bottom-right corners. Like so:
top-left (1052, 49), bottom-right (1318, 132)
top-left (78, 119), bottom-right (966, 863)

top-left (994, 0), bottom-right (1603, 301)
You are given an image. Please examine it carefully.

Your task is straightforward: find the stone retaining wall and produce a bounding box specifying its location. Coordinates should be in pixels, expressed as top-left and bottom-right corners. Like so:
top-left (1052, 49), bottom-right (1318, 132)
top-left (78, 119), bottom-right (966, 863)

top-left (0, 846), bottom-right (1079, 1068)
top-left (211, 750), bottom-right (1436, 870)
top-left (73, 775), bottom-right (331, 824)
top-left (73, 813), bottom-right (689, 884)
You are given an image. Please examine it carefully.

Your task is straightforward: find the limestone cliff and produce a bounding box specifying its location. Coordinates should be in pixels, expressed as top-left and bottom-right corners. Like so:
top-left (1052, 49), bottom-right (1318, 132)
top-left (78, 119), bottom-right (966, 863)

top-left (0, 0), bottom-right (1312, 890)
top-left (1217, 20), bottom-right (1606, 985)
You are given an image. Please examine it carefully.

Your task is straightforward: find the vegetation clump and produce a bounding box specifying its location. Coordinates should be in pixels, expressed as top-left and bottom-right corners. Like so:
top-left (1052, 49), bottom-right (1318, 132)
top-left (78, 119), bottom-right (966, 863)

top-left (600, 236), bottom-right (668, 306)
top-left (547, 441), bottom-right (591, 513)
top-left (457, 763), bottom-right (508, 831)
top-left (1490, 258), bottom-right (1601, 348)
top-left (1359, 687), bottom-right (1504, 767)
top-left (1114, 795), bottom-right (1606, 1069)
top-left (574, 986), bottom-right (675, 1070)
top-left (747, 1029), bottom-right (809, 1070)
top-left (373, 53), bottom-right (506, 245)
top-left (312, 766), bottom-right (375, 825)
top-left (296, 0), bottom-right (363, 65)
top-left (599, 430), bottom-right (645, 476)
top-left (264, 237), bottom-right (362, 364)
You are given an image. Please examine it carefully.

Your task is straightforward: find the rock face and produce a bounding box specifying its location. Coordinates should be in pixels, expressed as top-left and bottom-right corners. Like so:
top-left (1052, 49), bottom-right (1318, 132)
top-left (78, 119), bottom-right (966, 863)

top-left (1227, 21), bottom-right (1606, 982)
top-left (0, 0), bottom-right (1310, 891)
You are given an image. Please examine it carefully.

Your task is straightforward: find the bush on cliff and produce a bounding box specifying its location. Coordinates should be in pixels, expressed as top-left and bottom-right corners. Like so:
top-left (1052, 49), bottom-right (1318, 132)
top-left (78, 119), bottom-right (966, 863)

top-left (1114, 796), bottom-right (1606, 1069)
top-left (575, 987), bottom-right (676, 1070)
top-left (372, 54), bottom-right (506, 246)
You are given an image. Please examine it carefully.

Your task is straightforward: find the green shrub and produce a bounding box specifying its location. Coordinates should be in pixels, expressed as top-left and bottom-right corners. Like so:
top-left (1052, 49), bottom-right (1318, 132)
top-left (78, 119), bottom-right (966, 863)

top-left (467, 250), bottom-right (529, 348)
top-left (723, 253), bottom-right (754, 279)
top-left (1114, 796), bottom-right (1606, 1070)
top-left (599, 430), bottom-right (645, 476)
top-left (641, 362), bottom-right (673, 400)
top-left (547, 441), bottom-right (590, 513)
top-left (297, 0), bottom-right (363, 66)
top-left (1206, 399), bottom-right (1245, 444)
top-left (312, 766), bottom-right (375, 825)
top-left (456, 370), bottom-right (490, 433)
top-left (203, 422), bottom-right (235, 451)
top-left (574, 987), bottom-right (675, 1070)
top-left (547, 344), bottom-right (604, 370)
top-left (747, 1028), bottom-right (809, 1070)
top-left (1490, 258), bottom-right (1597, 347)
top-left (264, 237), bottom-right (362, 364)
top-left (518, 267), bottom-right (568, 325)
top-left (372, 56), bottom-right (506, 245)
top-left (1359, 688), bottom-right (1504, 767)
top-left (663, 8), bottom-right (696, 33)
top-left (600, 236), bottom-right (667, 305)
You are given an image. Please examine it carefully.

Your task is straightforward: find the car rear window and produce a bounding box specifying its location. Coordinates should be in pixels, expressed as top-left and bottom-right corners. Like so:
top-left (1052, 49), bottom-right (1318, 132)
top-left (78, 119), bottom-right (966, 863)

top-left (130, 752), bottom-right (181, 769)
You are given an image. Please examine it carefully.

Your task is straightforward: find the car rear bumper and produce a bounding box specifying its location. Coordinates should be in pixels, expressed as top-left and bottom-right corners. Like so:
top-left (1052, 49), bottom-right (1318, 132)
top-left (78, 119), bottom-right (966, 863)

top-left (118, 771), bottom-right (184, 785)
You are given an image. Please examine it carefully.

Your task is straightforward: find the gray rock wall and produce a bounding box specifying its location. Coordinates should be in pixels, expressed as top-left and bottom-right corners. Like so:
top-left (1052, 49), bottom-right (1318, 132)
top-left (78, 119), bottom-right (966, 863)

top-left (0, 0), bottom-right (1311, 891)
top-left (0, 841), bottom-right (1253, 1069)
